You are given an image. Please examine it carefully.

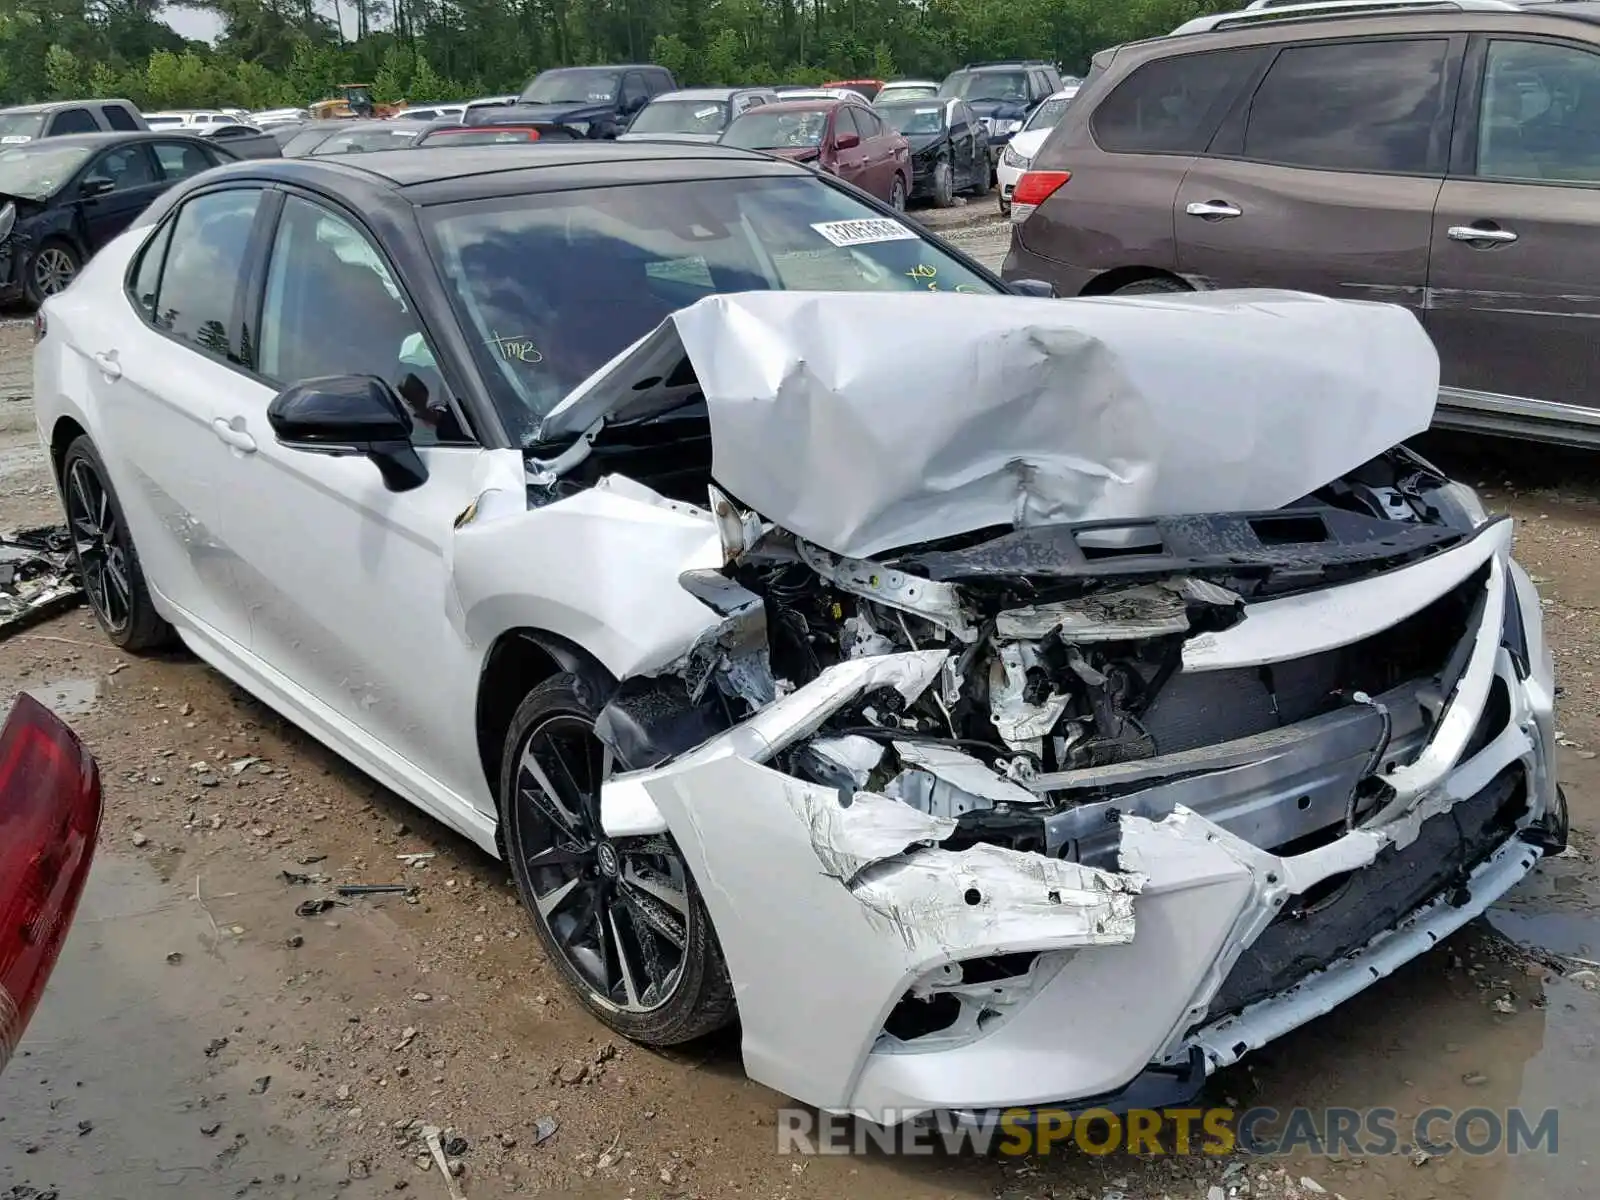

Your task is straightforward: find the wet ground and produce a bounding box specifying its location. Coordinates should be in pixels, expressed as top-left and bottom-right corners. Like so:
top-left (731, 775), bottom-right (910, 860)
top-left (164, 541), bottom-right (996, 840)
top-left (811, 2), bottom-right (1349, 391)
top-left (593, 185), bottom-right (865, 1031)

top-left (4, 229), bottom-right (1600, 1200)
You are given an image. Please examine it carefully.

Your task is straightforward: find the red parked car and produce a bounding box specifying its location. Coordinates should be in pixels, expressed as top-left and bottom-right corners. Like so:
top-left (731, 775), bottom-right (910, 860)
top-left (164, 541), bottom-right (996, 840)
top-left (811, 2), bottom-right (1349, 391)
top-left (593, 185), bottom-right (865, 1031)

top-left (720, 99), bottom-right (910, 211)
top-left (0, 694), bottom-right (101, 1073)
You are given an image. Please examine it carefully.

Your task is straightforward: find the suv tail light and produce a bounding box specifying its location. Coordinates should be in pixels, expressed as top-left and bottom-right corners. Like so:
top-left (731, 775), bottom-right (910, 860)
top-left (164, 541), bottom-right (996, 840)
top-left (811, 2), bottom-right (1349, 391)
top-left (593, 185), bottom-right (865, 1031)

top-left (1011, 169), bottom-right (1071, 224)
top-left (0, 694), bottom-right (102, 1074)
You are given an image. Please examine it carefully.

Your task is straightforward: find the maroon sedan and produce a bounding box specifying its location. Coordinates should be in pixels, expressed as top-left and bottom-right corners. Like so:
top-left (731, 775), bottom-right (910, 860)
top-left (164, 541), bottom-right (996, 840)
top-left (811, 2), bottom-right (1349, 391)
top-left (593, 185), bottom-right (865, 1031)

top-left (721, 99), bottom-right (910, 210)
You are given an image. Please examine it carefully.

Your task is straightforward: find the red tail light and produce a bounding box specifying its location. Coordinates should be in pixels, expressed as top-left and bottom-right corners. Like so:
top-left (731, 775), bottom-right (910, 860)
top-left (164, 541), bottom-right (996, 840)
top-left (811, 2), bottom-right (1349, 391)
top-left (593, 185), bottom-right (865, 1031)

top-left (0, 694), bottom-right (101, 1074)
top-left (32, 310), bottom-right (46, 343)
top-left (1010, 170), bottom-right (1071, 223)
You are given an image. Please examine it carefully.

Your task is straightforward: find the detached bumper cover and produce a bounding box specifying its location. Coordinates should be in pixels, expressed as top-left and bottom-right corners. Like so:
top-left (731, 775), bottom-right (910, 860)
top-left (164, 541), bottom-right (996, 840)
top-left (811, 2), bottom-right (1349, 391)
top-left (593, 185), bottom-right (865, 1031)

top-left (600, 522), bottom-right (1556, 1119)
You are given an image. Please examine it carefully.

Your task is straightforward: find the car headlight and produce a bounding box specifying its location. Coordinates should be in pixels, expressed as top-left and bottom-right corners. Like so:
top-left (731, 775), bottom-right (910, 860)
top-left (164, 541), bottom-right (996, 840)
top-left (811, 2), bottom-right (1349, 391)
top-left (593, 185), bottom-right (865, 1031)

top-left (562, 120), bottom-right (590, 136)
top-left (992, 119), bottom-right (1022, 136)
top-left (1001, 144), bottom-right (1030, 170)
top-left (1435, 480), bottom-right (1490, 529)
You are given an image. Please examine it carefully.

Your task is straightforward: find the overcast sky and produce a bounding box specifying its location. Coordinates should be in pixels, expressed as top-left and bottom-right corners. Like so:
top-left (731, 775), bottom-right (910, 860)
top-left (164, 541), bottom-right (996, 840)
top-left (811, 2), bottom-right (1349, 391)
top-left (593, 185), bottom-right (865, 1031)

top-left (161, 4), bottom-right (363, 44)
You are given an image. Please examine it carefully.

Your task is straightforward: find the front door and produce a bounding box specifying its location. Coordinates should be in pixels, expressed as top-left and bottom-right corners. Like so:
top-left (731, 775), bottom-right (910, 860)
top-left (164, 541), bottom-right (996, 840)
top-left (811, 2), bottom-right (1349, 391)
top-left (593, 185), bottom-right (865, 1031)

top-left (205, 191), bottom-right (495, 818)
top-left (77, 143), bottom-right (167, 250)
top-left (1174, 36), bottom-right (1458, 315)
top-left (830, 108), bottom-right (871, 190)
top-left (1426, 36), bottom-right (1600, 418)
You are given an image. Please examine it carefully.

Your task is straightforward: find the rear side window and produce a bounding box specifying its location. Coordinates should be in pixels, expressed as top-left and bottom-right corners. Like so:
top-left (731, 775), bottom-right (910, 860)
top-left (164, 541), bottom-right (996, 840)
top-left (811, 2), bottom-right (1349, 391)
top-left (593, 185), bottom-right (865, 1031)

top-left (1241, 39), bottom-right (1452, 174)
top-left (152, 140), bottom-right (217, 181)
top-left (48, 108), bottom-right (98, 135)
top-left (102, 105), bottom-right (140, 131)
top-left (1093, 47), bottom-right (1264, 154)
top-left (151, 188), bottom-right (262, 361)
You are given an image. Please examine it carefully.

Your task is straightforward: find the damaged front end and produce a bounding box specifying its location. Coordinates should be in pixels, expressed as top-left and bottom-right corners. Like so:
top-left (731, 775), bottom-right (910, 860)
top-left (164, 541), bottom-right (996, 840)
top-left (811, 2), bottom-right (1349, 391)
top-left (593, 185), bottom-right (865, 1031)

top-left (596, 459), bottom-right (1561, 1119)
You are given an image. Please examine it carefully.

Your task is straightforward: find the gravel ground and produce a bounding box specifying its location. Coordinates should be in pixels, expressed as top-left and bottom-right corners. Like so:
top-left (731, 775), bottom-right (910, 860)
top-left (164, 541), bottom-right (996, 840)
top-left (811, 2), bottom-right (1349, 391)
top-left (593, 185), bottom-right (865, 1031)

top-left (3, 248), bottom-right (1600, 1200)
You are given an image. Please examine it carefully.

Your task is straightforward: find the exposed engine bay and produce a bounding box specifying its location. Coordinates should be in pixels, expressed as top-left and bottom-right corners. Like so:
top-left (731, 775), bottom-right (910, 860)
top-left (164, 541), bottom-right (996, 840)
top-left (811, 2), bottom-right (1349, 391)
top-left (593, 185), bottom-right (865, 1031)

top-left (596, 447), bottom-right (1490, 872)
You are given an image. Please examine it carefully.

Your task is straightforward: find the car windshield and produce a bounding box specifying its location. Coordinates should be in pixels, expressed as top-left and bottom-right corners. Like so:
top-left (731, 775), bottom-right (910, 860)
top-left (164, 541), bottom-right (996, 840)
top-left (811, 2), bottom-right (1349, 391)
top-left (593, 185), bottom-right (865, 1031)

top-left (722, 108), bottom-right (828, 149)
top-left (1023, 95), bottom-right (1074, 132)
top-left (424, 174), bottom-right (1000, 445)
top-left (0, 112), bottom-right (45, 142)
top-left (879, 102), bottom-right (946, 135)
top-left (312, 126), bottom-right (421, 154)
top-left (629, 98), bottom-right (730, 135)
top-left (0, 143), bottom-right (90, 199)
top-left (942, 71), bottom-right (1029, 102)
top-left (520, 68), bottom-right (620, 105)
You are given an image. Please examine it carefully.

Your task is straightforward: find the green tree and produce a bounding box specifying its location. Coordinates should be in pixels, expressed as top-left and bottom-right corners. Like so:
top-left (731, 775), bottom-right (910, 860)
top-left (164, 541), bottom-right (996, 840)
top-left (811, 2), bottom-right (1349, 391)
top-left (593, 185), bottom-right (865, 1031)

top-left (43, 44), bottom-right (83, 100)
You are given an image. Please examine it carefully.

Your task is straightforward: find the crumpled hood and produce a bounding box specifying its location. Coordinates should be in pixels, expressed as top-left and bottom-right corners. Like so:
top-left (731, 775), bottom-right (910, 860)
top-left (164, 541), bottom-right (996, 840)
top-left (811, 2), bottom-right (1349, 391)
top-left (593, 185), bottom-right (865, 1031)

top-left (904, 132), bottom-right (945, 154)
top-left (538, 289), bottom-right (1440, 560)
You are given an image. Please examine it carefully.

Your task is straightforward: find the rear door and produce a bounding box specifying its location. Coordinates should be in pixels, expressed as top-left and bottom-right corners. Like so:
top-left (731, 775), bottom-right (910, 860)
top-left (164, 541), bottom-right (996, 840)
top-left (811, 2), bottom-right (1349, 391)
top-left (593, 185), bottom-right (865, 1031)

top-left (1426, 34), bottom-right (1600, 420)
top-left (1174, 35), bottom-right (1461, 314)
top-left (830, 107), bottom-right (871, 190)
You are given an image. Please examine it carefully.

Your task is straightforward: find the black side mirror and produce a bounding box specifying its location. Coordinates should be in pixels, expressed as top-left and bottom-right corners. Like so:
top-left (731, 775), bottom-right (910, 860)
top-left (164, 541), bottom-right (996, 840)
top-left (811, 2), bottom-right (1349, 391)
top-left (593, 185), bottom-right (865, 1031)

top-left (267, 375), bottom-right (428, 492)
top-left (80, 177), bottom-right (115, 199)
top-left (1009, 278), bottom-right (1057, 299)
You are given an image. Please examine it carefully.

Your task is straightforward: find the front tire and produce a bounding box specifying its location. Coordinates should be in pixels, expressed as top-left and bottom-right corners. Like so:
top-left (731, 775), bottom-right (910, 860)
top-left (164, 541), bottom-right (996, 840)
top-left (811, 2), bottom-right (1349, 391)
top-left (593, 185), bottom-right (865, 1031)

top-left (25, 239), bottom-right (80, 307)
top-left (932, 159), bottom-right (955, 208)
top-left (501, 673), bottom-right (736, 1045)
top-left (60, 436), bottom-right (173, 651)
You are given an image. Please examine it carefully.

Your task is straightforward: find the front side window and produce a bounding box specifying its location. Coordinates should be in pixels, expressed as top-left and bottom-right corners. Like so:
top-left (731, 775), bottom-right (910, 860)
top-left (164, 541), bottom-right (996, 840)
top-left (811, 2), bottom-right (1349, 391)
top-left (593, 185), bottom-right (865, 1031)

top-left (258, 196), bottom-right (456, 444)
top-left (149, 188), bottom-right (262, 360)
top-left (1093, 47), bottom-right (1263, 154)
top-left (424, 175), bottom-right (1000, 445)
top-left (621, 73), bottom-right (649, 109)
top-left (629, 99), bottom-right (731, 135)
top-left (1476, 39), bottom-right (1600, 183)
top-left (153, 140), bottom-right (218, 181)
top-left (49, 108), bottom-right (98, 135)
top-left (83, 145), bottom-right (158, 193)
top-left (1241, 39), bottom-right (1452, 174)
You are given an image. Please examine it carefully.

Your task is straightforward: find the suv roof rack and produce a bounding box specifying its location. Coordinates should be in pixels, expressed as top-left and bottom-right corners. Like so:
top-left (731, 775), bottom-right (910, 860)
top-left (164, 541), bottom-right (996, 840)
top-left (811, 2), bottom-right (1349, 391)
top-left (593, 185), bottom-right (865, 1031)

top-left (1172, 0), bottom-right (1520, 36)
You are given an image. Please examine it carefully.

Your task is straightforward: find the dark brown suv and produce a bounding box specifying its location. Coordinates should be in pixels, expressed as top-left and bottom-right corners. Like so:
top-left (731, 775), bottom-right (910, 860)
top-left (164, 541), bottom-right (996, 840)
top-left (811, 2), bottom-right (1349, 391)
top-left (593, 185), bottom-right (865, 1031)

top-left (1002, 0), bottom-right (1600, 447)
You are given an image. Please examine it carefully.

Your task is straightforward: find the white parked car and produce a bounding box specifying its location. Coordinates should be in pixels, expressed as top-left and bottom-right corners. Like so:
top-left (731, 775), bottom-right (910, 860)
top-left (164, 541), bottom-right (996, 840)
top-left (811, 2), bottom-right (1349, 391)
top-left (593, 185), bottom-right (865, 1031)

top-left (34, 142), bottom-right (1565, 1123)
top-left (250, 107), bottom-right (312, 128)
top-left (874, 79), bottom-right (941, 103)
top-left (618, 87), bottom-right (778, 143)
top-left (995, 86), bottom-right (1077, 216)
top-left (143, 109), bottom-right (248, 130)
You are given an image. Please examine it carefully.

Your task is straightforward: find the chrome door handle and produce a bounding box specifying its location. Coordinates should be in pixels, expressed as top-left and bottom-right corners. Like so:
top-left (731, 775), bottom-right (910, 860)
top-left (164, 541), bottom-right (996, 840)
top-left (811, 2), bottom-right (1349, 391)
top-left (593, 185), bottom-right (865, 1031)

top-left (92, 350), bottom-right (121, 380)
top-left (211, 417), bottom-right (257, 453)
top-left (1186, 200), bottom-right (1242, 218)
top-left (1448, 224), bottom-right (1518, 244)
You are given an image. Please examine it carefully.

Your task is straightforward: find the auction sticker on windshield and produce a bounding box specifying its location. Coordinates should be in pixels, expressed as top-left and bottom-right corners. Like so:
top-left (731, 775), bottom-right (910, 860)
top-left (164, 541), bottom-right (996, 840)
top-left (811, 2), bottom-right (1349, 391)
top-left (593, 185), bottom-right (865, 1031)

top-left (811, 218), bottom-right (919, 248)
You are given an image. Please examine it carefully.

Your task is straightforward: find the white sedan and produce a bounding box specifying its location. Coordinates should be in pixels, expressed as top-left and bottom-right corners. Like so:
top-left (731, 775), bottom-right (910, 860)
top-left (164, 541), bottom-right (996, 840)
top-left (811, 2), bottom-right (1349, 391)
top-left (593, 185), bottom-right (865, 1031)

top-left (996, 86), bottom-right (1077, 216)
top-left (34, 141), bottom-right (1565, 1123)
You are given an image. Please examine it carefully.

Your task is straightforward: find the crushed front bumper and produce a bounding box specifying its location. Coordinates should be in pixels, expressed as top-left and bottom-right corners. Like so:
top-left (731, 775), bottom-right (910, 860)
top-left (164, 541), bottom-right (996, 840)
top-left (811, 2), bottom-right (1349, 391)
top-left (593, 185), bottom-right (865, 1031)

top-left (600, 522), bottom-right (1558, 1119)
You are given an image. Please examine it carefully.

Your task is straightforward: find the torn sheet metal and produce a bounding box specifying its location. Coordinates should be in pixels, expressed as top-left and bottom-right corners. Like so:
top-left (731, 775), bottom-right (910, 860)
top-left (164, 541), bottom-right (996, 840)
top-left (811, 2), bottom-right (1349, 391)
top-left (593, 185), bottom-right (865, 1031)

top-left (0, 525), bottom-right (81, 640)
top-left (539, 289), bottom-right (1439, 559)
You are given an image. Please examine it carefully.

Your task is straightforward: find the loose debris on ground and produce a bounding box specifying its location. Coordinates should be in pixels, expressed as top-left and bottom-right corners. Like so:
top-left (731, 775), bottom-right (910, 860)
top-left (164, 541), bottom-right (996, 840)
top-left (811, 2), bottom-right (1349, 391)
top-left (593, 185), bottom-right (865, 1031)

top-left (0, 525), bottom-right (79, 638)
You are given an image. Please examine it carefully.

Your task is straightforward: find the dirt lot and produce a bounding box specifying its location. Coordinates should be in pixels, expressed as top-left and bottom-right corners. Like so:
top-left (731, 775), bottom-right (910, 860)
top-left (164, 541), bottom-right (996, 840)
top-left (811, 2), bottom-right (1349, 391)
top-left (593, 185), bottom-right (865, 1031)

top-left (4, 254), bottom-right (1600, 1200)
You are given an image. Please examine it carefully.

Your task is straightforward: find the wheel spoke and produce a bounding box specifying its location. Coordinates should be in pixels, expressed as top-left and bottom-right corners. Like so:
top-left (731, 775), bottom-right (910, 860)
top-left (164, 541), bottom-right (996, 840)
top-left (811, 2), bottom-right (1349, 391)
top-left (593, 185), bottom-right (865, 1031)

top-left (518, 743), bottom-right (584, 839)
top-left (535, 875), bottom-right (583, 919)
top-left (556, 884), bottom-right (601, 949)
top-left (525, 844), bottom-right (590, 870)
top-left (606, 907), bottom-right (643, 1009)
top-left (619, 878), bottom-right (688, 951)
top-left (622, 860), bottom-right (689, 916)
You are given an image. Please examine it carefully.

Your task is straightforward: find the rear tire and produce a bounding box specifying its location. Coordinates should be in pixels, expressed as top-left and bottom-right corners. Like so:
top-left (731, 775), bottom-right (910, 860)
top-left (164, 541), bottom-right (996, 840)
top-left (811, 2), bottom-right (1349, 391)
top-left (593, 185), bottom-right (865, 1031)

top-left (60, 436), bottom-right (173, 652)
top-left (501, 673), bottom-right (736, 1045)
top-left (889, 174), bottom-right (907, 212)
top-left (932, 159), bottom-right (955, 208)
top-left (1111, 276), bottom-right (1191, 296)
